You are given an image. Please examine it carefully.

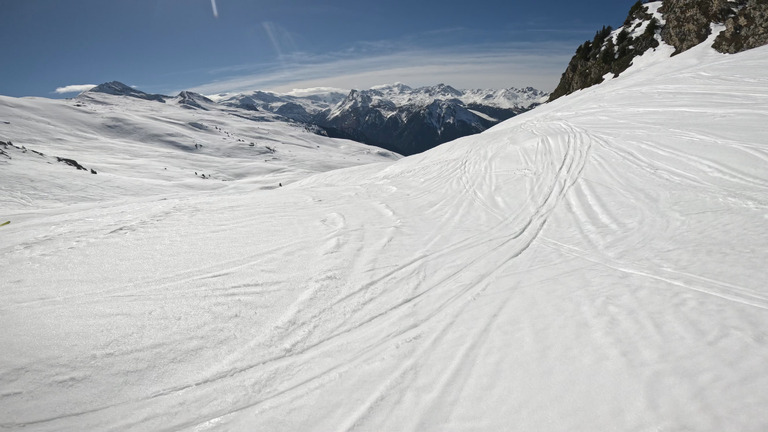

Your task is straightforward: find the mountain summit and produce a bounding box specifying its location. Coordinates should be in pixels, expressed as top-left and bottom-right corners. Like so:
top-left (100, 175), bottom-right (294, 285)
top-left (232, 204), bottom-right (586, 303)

top-left (175, 91), bottom-right (214, 110)
top-left (85, 81), bottom-right (168, 102)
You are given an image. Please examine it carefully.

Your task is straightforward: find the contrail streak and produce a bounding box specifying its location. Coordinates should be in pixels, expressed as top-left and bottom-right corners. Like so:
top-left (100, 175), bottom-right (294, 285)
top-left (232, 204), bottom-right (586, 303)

top-left (210, 0), bottom-right (219, 18)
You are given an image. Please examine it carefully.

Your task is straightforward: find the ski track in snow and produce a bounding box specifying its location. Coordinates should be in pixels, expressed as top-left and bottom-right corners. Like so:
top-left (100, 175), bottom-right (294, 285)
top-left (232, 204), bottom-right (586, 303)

top-left (2, 43), bottom-right (768, 431)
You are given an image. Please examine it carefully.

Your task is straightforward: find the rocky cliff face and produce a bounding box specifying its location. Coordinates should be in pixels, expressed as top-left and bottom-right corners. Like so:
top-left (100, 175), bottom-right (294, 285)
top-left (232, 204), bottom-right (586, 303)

top-left (660, 0), bottom-right (768, 54)
top-left (549, 2), bottom-right (661, 102)
top-left (712, 0), bottom-right (768, 53)
top-left (550, 0), bottom-right (768, 102)
top-left (658, 0), bottom-right (731, 54)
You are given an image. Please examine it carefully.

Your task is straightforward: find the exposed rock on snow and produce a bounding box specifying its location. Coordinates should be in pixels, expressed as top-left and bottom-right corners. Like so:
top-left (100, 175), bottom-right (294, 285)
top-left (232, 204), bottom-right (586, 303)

top-left (55, 156), bottom-right (87, 171)
top-left (661, 0), bottom-right (768, 54)
top-left (550, 2), bottom-right (663, 101)
top-left (659, 0), bottom-right (727, 54)
top-left (712, 0), bottom-right (768, 53)
top-left (551, 0), bottom-right (768, 101)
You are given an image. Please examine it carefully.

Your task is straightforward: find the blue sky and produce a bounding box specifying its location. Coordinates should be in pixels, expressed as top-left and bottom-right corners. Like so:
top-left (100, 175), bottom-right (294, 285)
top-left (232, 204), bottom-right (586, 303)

top-left (1, 0), bottom-right (640, 97)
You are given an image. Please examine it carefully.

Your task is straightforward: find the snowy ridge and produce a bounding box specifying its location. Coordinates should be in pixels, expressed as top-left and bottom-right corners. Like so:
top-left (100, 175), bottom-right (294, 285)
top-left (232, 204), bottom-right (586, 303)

top-left (217, 89), bottom-right (348, 118)
top-left (2, 33), bottom-right (768, 432)
top-left (85, 81), bottom-right (168, 103)
top-left (0, 89), bottom-right (398, 210)
top-left (607, 1), bottom-right (666, 55)
top-left (327, 83), bottom-right (546, 118)
top-left (171, 91), bottom-right (217, 111)
top-left (217, 83), bottom-right (546, 122)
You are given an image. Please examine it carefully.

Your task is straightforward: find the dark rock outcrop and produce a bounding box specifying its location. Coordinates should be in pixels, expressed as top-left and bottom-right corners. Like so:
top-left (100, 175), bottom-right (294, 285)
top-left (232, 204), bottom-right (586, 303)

top-left (659, 0), bottom-right (744, 54)
top-left (651, 0), bottom-right (768, 54)
top-left (56, 157), bottom-right (87, 171)
top-left (635, 0), bottom-right (768, 55)
top-left (549, 4), bottom-right (660, 102)
top-left (550, 0), bottom-right (768, 102)
top-left (713, 0), bottom-right (768, 53)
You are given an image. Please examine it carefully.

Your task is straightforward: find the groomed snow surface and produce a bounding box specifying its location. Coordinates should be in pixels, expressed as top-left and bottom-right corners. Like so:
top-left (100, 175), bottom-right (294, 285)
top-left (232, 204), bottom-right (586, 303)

top-left (2, 41), bottom-right (768, 431)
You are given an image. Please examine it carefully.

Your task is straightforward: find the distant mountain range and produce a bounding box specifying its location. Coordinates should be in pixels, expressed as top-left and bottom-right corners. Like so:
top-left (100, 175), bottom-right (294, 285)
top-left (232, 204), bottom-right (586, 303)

top-left (81, 81), bottom-right (547, 156)
top-left (217, 83), bottom-right (547, 155)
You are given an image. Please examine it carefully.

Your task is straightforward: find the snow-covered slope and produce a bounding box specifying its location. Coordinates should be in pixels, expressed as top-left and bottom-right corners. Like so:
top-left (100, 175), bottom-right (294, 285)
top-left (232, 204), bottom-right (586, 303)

top-left (215, 88), bottom-right (348, 122)
top-left (2, 36), bottom-right (768, 432)
top-left (0, 89), bottom-right (397, 211)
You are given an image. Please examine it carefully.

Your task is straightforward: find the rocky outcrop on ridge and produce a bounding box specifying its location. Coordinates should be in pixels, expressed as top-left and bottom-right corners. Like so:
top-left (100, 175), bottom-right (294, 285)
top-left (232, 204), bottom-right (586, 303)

top-left (549, 2), bottom-right (661, 101)
top-left (712, 0), bottom-right (768, 53)
top-left (550, 0), bottom-right (768, 102)
top-left (658, 0), bottom-right (732, 54)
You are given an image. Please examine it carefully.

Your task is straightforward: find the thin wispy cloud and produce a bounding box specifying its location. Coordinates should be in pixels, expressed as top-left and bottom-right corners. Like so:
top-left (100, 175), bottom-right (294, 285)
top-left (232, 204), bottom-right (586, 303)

top-left (54, 84), bottom-right (97, 94)
top-left (210, 0), bottom-right (218, 18)
top-left (262, 21), bottom-right (298, 60)
top-left (188, 40), bottom-right (574, 96)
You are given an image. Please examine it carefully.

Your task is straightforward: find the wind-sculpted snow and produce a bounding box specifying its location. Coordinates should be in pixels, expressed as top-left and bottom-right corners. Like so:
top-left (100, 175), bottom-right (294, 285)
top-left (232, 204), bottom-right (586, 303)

top-left (2, 41), bottom-right (768, 431)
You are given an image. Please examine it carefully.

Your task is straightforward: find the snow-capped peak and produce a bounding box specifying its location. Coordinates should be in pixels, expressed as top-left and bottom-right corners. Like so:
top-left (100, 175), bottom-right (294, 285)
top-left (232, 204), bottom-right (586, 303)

top-left (83, 81), bottom-right (167, 103)
top-left (370, 82), bottom-right (413, 94)
top-left (174, 91), bottom-right (214, 110)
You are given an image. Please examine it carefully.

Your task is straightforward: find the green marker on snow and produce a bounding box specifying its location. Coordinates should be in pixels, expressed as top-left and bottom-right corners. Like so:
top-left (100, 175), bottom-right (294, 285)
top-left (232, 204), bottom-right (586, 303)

top-left (0, 221), bottom-right (9, 227)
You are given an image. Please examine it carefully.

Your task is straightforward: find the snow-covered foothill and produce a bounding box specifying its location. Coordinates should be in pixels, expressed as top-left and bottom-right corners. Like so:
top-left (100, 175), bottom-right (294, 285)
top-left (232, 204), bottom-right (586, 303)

top-left (0, 89), bottom-right (398, 212)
